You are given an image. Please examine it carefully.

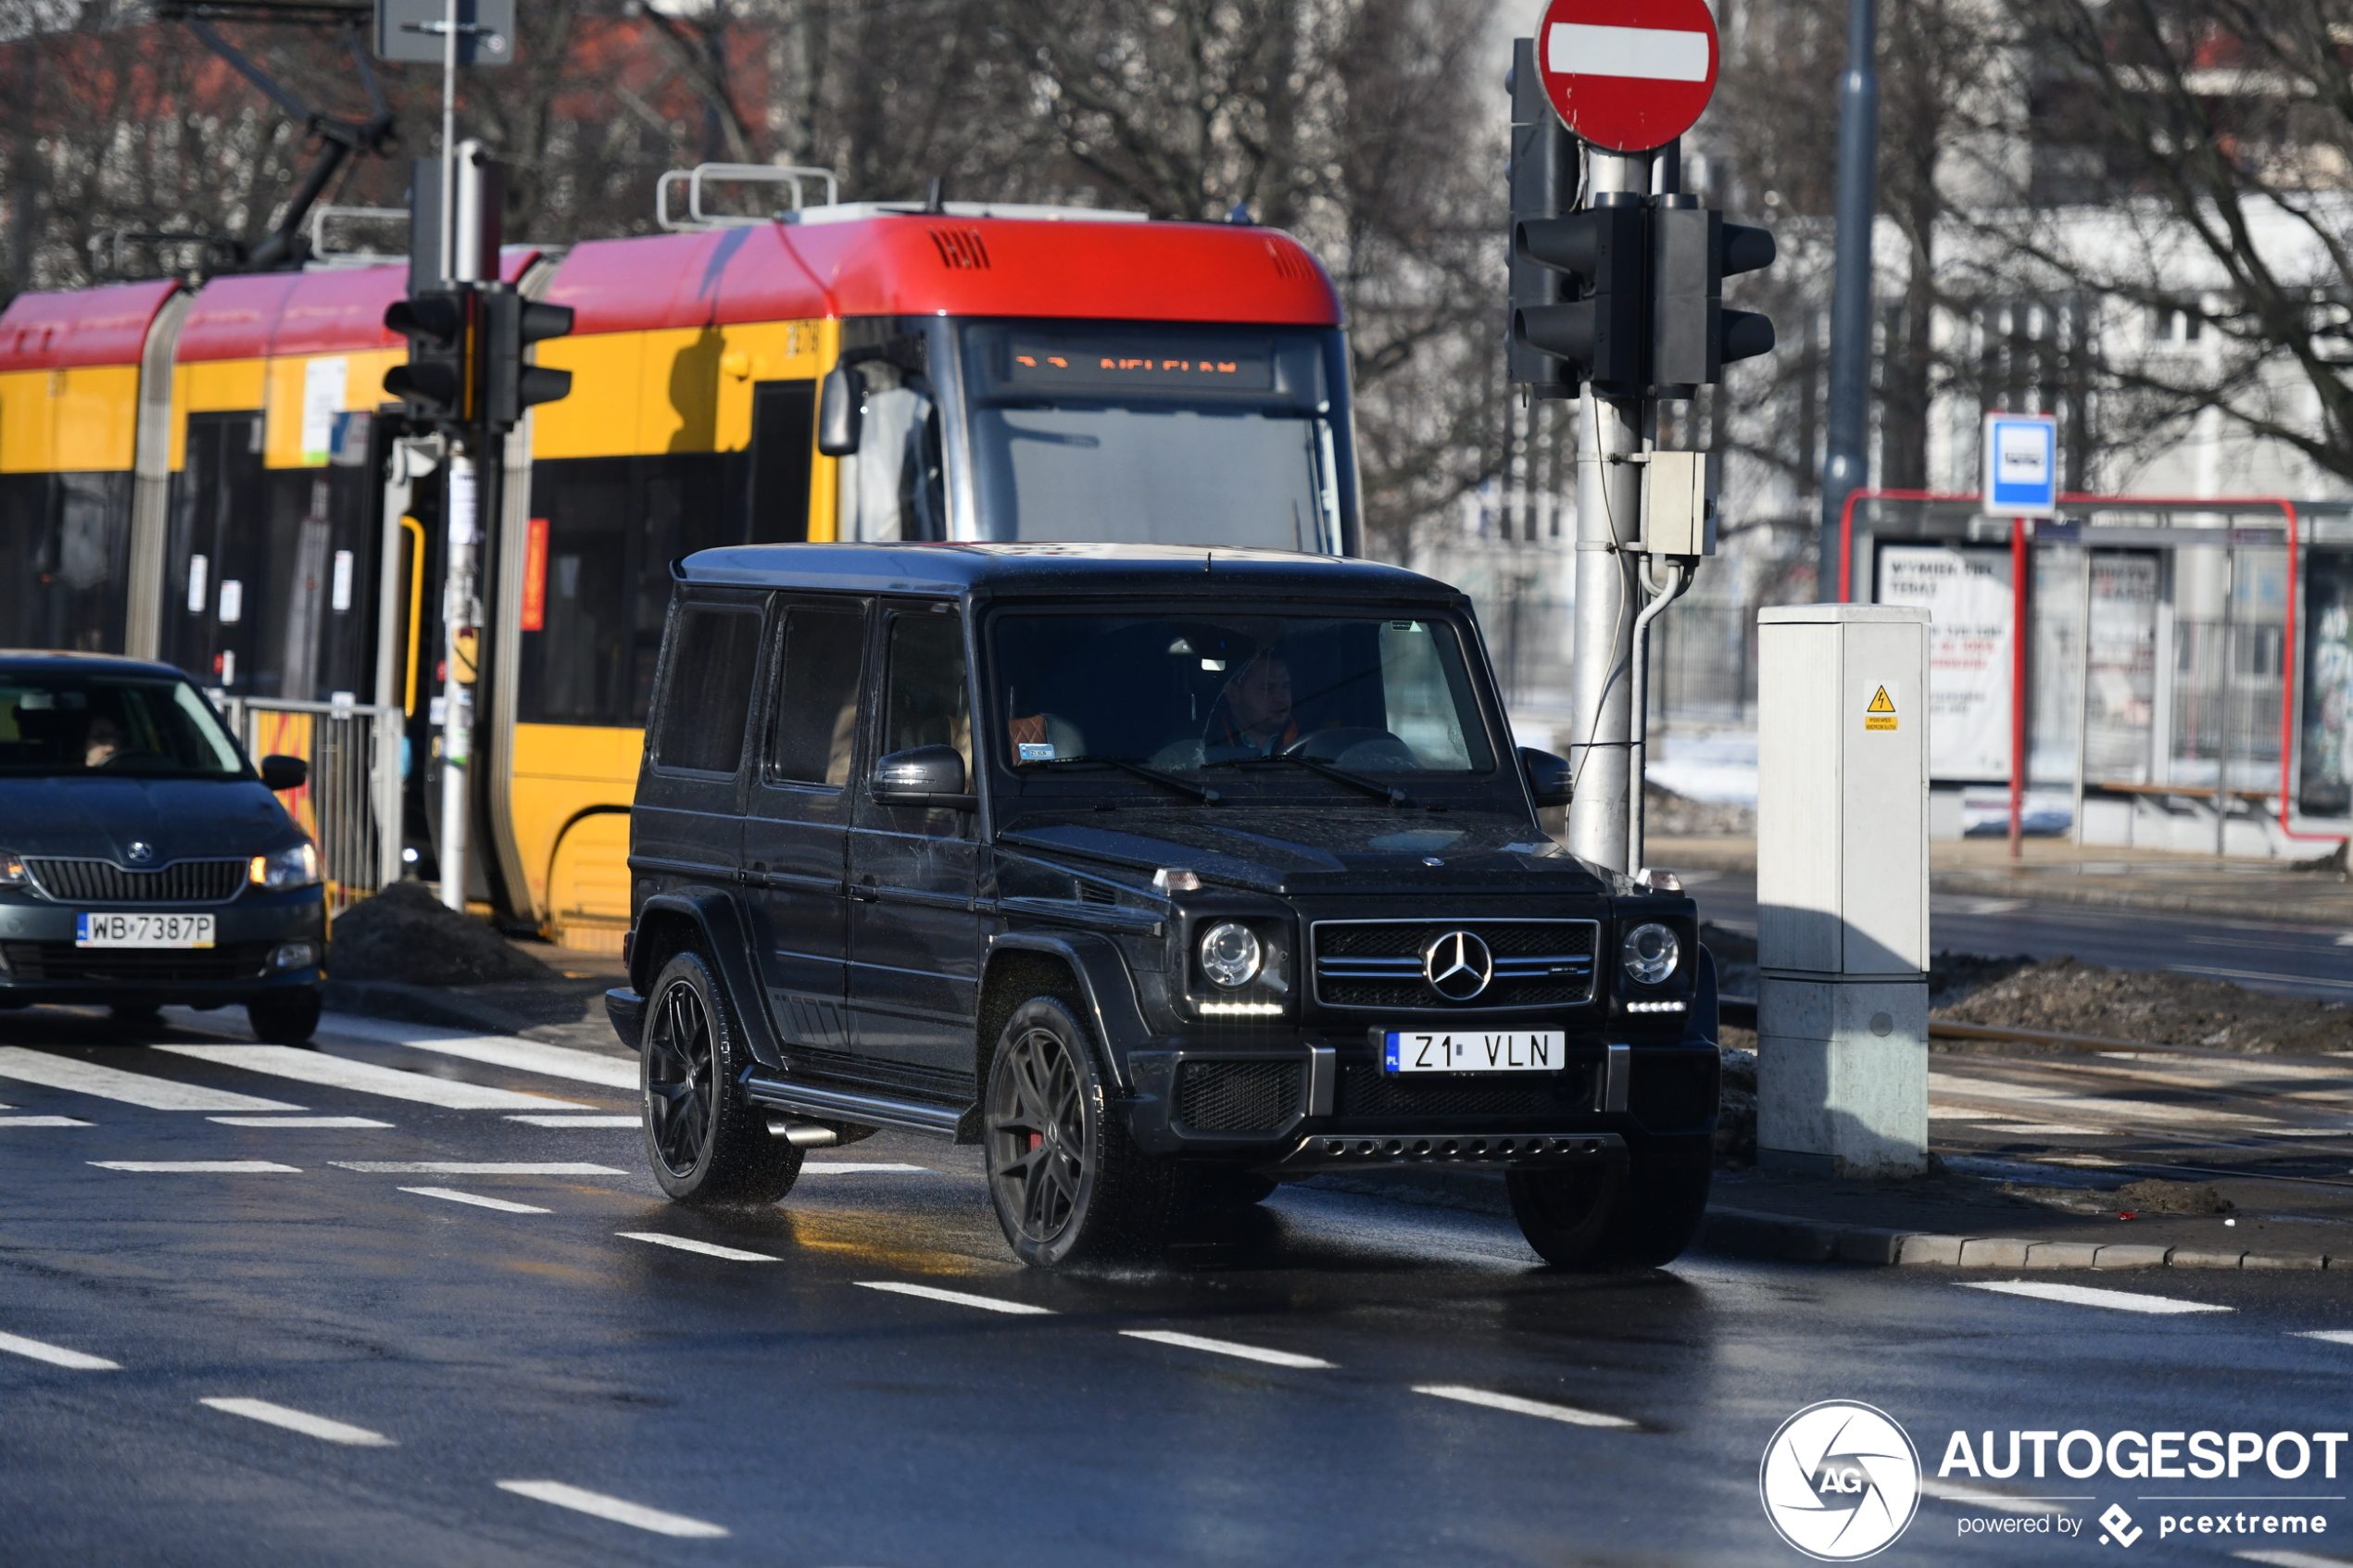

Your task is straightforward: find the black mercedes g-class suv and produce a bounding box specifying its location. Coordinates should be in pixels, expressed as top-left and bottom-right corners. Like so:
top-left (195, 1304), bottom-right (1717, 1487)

top-left (606, 543), bottom-right (1718, 1269)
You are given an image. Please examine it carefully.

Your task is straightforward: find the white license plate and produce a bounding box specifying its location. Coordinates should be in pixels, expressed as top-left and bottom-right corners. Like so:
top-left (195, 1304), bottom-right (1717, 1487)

top-left (75, 912), bottom-right (215, 949)
top-left (1382, 1030), bottom-right (1565, 1073)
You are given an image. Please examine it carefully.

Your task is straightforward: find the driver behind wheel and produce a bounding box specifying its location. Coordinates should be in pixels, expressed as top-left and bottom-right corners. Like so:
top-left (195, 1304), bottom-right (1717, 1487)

top-left (1204, 650), bottom-right (1297, 758)
top-left (82, 712), bottom-right (122, 769)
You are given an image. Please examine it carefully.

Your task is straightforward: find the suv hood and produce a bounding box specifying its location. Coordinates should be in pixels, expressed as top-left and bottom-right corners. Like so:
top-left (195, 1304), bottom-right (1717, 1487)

top-left (998, 809), bottom-right (1616, 896)
top-left (0, 775), bottom-right (298, 866)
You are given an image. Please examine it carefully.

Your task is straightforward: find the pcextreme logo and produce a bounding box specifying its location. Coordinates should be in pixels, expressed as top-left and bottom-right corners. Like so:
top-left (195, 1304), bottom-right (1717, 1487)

top-left (1760, 1401), bottom-right (1923, 1560)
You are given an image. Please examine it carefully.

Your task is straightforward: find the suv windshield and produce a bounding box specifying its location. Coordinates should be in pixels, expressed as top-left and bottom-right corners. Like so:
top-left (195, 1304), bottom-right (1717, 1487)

top-left (0, 671), bottom-right (245, 778)
top-left (991, 610), bottom-right (1494, 783)
top-left (960, 322), bottom-right (1347, 552)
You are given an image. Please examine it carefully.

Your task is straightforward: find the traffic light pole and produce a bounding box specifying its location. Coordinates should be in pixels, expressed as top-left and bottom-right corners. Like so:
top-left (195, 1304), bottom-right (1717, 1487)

top-left (1564, 151), bottom-right (1650, 874)
top-left (438, 448), bottom-right (479, 911)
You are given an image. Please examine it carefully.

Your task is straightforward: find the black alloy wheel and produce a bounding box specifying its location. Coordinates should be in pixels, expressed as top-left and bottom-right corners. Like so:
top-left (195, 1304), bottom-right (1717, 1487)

top-left (641, 951), bottom-right (799, 1204)
top-left (984, 997), bottom-right (1174, 1267)
top-left (245, 988), bottom-right (321, 1047)
top-left (1507, 1134), bottom-right (1713, 1270)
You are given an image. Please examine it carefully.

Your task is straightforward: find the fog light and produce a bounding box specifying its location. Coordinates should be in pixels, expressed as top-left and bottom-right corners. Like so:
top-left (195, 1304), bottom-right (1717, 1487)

top-left (270, 942), bottom-right (316, 970)
top-left (1625, 999), bottom-right (1687, 1013)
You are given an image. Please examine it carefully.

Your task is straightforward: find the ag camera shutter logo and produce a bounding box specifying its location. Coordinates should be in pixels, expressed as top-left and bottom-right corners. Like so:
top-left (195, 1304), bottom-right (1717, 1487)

top-left (1760, 1401), bottom-right (1922, 1560)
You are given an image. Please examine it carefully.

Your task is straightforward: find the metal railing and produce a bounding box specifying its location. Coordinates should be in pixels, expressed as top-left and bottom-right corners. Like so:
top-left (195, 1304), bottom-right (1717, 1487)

top-left (219, 696), bottom-right (405, 916)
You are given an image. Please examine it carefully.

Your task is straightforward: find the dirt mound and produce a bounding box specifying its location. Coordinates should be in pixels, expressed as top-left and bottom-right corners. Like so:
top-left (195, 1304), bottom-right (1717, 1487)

top-left (1644, 782), bottom-right (1755, 838)
top-left (328, 882), bottom-right (556, 985)
top-left (1935, 954), bottom-right (2352, 1053)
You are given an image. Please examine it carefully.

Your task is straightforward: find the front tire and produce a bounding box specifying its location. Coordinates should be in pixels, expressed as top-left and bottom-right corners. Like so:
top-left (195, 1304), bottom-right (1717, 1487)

top-left (984, 997), bottom-right (1175, 1267)
top-left (1508, 1135), bottom-right (1712, 1270)
top-left (245, 989), bottom-right (321, 1047)
top-left (642, 952), bottom-right (800, 1204)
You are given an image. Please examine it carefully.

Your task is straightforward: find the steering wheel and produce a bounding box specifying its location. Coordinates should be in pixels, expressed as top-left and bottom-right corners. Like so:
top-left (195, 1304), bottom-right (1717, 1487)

top-left (1281, 727), bottom-right (1420, 771)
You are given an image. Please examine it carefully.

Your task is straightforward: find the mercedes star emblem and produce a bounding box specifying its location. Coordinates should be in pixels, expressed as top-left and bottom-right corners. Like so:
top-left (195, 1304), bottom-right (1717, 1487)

top-left (127, 842), bottom-right (154, 863)
top-left (1421, 930), bottom-right (1494, 1001)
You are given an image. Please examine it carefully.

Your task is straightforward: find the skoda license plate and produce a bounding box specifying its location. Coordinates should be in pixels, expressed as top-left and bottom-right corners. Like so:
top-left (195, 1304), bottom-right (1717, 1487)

top-left (76, 912), bottom-right (214, 949)
top-left (1382, 1030), bottom-right (1563, 1074)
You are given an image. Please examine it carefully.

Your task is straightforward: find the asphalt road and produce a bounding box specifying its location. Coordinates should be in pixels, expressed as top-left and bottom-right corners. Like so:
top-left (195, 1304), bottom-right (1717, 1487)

top-left (4, 1004), bottom-right (2352, 1567)
top-left (1686, 872), bottom-right (2353, 1005)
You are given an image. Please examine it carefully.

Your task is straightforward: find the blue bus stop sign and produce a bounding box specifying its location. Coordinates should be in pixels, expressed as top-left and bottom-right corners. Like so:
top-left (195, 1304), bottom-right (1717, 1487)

top-left (1982, 411), bottom-right (2057, 518)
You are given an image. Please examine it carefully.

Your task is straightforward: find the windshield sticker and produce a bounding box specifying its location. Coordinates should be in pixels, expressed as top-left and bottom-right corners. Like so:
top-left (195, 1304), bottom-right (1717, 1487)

top-left (1018, 743), bottom-right (1057, 762)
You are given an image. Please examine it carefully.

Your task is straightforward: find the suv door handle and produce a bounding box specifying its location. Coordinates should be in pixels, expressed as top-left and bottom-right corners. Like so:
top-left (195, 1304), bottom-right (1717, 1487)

top-left (849, 876), bottom-right (879, 903)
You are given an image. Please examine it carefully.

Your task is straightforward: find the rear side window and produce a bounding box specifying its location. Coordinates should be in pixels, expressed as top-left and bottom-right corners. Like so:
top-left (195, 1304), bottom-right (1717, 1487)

top-left (884, 610), bottom-right (970, 772)
top-left (653, 607), bottom-right (761, 772)
top-left (767, 606), bottom-right (867, 785)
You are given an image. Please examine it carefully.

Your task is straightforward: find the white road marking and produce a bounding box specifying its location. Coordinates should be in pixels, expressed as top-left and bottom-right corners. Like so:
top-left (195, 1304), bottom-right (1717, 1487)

top-left (1928, 1071), bottom-right (2278, 1129)
top-left (497, 1480), bottom-right (728, 1538)
top-left (90, 1160), bottom-right (302, 1173)
top-left (0, 1330), bottom-right (119, 1370)
top-left (505, 1114), bottom-right (637, 1127)
top-left (853, 1280), bottom-right (1055, 1315)
top-left (318, 1016), bottom-right (640, 1091)
top-left (208, 1116), bottom-right (392, 1129)
top-left (199, 1397), bottom-right (394, 1446)
top-left (1917, 1477), bottom-right (2075, 1515)
top-left (400, 1186), bottom-right (551, 1214)
top-left (0, 1047), bottom-right (300, 1112)
top-left (1413, 1384), bottom-right (1636, 1429)
top-left (1962, 1280), bottom-right (2233, 1315)
top-left (0, 1116), bottom-right (94, 1128)
top-left (157, 1045), bottom-right (585, 1111)
top-left (618, 1232), bottom-right (778, 1262)
top-left (332, 1162), bottom-right (623, 1175)
top-left (2294, 1330), bottom-right (2353, 1347)
top-left (1969, 1122), bottom-right (2109, 1136)
top-left (798, 1162), bottom-right (932, 1174)
top-left (1121, 1329), bottom-right (1335, 1369)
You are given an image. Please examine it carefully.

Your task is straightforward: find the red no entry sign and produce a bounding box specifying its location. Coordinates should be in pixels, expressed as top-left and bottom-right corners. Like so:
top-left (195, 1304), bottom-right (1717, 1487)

top-left (1534, 0), bottom-right (1720, 153)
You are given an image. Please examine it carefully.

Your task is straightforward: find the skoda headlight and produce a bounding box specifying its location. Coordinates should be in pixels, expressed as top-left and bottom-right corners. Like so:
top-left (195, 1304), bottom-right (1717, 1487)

top-left (250, 842), bottom-right (320, 890)
top-left (1198, 922), bottom-right (1263, 989)
top-left (1621, 922), bottom-right (1680, 986)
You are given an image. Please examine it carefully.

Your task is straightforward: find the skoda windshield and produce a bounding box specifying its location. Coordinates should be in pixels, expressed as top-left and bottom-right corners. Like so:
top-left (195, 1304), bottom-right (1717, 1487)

top-left (0, 669), bottom-right (245, 778)
top-left (990, 610), bottom-right (1496, 796)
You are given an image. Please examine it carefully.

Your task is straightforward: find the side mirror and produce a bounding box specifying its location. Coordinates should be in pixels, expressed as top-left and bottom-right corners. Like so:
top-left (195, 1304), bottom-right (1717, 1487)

top-left (816, 363), bottom-right (863, 457)
top-left (259, 755), bottom-right (308, 793)
top-left (873, 745), bottom-right (975, 809)
top-left (1518, 746), bottom-right (1571, 808)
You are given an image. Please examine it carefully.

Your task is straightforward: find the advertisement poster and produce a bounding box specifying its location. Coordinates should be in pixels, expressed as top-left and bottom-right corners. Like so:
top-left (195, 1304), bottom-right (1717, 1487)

top-left (2302, 547), bottom-right (2353, 819)
top-left (1879, 544), bottom-right (2013, 782)
top-left (2084, 553), bottom-right (2160, 784)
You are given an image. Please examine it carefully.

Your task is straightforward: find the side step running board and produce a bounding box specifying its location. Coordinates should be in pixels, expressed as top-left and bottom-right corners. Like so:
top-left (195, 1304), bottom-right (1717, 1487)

top-left (742, 1073), bottom-right (980, 1143)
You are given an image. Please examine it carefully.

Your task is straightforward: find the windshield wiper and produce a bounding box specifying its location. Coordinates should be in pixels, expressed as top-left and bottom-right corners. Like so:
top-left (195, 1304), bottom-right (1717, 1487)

top-left (1204, 753), bottom-right (1413, 807)
top-left (1021, 756), bottom-right (1221, 804)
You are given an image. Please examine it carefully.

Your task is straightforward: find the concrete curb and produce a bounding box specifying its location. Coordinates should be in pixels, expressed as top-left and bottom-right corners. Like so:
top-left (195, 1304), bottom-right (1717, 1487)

top-left (1701, 1207), bottom-right (2338, 1272)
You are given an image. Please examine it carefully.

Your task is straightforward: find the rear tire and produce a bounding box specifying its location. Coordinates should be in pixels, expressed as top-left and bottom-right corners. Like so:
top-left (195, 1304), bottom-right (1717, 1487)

top-left (245, 989), bottom-right (321, 1047)
top-left (641, 952), bottom-right (800, 1205)
top-left (1508, 1135), bottom-right (1712, 1270)
top-left (984, 997), bottom-right (1176, 1267)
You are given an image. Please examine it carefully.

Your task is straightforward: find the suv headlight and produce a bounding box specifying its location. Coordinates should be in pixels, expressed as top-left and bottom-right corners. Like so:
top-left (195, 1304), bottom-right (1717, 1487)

top-left (1198, 922), bottom-right (1264, 988)
top-left (0, 850), bottom-right (23, 886)
top-left (249, 842), bottom-right (320, 890)
top-left (1621, 922), bottom-right (1680, 986)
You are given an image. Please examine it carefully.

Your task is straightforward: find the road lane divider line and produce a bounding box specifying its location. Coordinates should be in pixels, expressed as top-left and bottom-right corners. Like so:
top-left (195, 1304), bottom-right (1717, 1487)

top-left (400, 1186), bottom-right (551, 1214)
top-left (0, 1116), bottom-right (94, 1127)
top-left (314, 1015), bottom-right (642, 1091)
top-left (1961, 1280), bottom-right (2233, 1315)
top-left (2294, 1330), bottom-right (2353, 1346)
top-left (0, 1047), bottom-right (300, 1112)
top-left (0, 1330), bottom-right (119, 1370)
top-left (332, 1162), bottom-right (624, 1175)
top-left (619, 1232), bottom-right (778, 1262)
top-left (90, 1160), bottom-right (302, 1173)
top-left (208, 1116), bottom-right (392, 1129)
top-left (853, 1280), bottom-right (1054, 1315)
top-left (799, 1162), bottom-right (933, 1174)
top-left (1917, 1478), bottom-right (2077, 1514)
top-left (504, 1115), bottom-right (637, 1127)
top-left (1121, 1329), bottom-right (1334, 1369)
top-left (157, 1045), bottom-right (586, 1111)
top-left (199, 1397), bottom-right (394, 1446)
top-left (496, 1480), bottom-right (728, 1538)
top-left (1412, 1384), bottom-right (1636, 1429)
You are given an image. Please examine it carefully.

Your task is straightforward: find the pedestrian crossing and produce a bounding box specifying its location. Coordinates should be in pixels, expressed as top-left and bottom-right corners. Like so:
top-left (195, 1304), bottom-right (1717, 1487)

top-left (0, 1047), bottom-right (302, 1112)
top-left (156, 1045), bottom-right (586, 1111)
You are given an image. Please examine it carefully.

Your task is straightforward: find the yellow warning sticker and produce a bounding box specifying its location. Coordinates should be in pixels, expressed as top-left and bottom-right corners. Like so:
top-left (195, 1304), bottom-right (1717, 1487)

top-left (1865, 684), bottom-right (1898, 731)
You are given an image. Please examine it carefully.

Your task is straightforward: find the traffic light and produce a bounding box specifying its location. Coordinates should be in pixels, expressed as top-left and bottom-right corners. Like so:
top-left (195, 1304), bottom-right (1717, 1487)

top-left (1506, 37), bottom-right (1578, 398)
top-left (383, 289), bottom-right (471, 428)
top-left (1513, 198), bottom-right (1648, 389)
top-left (1650, 202), bottom-right (1778, 390)
top-left (481, 290), bottom-right (575, 431)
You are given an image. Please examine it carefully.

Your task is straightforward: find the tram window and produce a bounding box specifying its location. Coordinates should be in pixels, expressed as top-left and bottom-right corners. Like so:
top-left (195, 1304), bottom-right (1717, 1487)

top-left (0, 472), bottom-right (132, 653)
top-left (653, 606), bottom-right (761, 773)
top-left (767, 606), bottom-right (866, 786)
top-left (749, 381), bottom-right (815, 543)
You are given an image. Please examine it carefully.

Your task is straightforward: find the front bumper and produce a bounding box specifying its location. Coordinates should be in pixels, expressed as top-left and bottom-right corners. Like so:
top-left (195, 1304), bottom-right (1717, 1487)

top-left (0, 889), bottom-right (326, 1008)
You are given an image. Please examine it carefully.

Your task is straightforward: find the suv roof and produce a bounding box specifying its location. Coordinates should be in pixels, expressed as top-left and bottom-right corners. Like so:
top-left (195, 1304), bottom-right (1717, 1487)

top-left (678, 542), bottom-right (1459, 602)
top-left (0, 650), bottom-right (185, 677)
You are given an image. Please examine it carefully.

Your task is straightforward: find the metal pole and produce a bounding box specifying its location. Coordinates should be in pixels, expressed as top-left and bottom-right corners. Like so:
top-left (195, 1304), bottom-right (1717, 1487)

top-left (2215, 546), bottom-right (2234, 857)
top-left (439, 0), bottom-right (457, 284)
top-left (1563, 151), bottom-right (1650, 874)
top-left (1627, 557), bottom-right (1690, 874)
top-left (2007, 516), bottom-right (2029, 859)
top-left (1818, 0), bottom-right (1880, 601)
top-left (438, 450), bottom-right (477, 910)
top-left (2070, 544), bottom-right (2094, 847)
